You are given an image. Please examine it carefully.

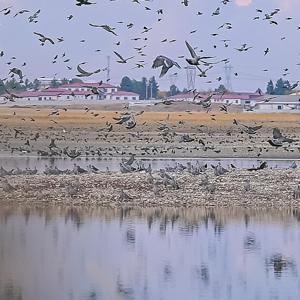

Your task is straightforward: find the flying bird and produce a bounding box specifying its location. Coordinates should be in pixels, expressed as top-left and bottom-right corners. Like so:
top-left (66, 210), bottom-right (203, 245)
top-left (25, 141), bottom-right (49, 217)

top-left (89, 24), bottom-right (118, 36)
top-left (76, 63), bottom-right (101, 77)
top-left (34, 32), bottom-right (55, 45)
top-left (114, 51), bottom-right (134, 63)
top-left (76, 0), bottom-right (96, 6)
top-left (152, 56), bottom-right (181, 78)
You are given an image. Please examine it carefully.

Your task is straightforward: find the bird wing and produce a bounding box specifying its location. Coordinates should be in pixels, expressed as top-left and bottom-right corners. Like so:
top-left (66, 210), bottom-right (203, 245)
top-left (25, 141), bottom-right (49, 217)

top-left (114, 51), bottom-right (125, 61)
top-left (185, 41), bottom-right (197, 58)
top-left (89, 23), bottom-right (101, 28)
top-left (33, 32), bottom-right (44, 38)
top-left (159, 64), bottom-right (169, 77)
top-left (152, 56), bottom-right (165, 68)
top-left (172, 59), bottom-right (181, 69)
top-left (77, 63), bottom-right (89, 74)
top-left (46, 37), bottom-right (55, 44)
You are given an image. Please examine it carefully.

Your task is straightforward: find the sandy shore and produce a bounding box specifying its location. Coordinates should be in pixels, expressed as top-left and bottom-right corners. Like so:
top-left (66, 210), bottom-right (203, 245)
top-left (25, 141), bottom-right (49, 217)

top-left (1, 169), bottom-right (300, 208)
top-left (0, 104), bottom-right (299, 159)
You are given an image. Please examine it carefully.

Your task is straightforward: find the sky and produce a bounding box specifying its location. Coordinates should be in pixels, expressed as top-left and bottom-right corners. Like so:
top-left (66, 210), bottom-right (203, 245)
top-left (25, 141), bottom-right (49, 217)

top-left (0, 0), bottom-right (300, 92)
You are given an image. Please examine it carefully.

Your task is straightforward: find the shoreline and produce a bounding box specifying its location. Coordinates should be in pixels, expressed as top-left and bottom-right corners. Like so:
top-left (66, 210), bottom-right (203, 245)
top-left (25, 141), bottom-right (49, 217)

top-left (1, 169), bottom-right (300, 209)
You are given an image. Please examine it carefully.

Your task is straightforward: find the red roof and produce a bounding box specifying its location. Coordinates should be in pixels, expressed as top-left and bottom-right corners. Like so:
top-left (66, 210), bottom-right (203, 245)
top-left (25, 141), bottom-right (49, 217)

top-left (60, 82), bottom-right (116, 89)
top-left (111, 91), bottom-right (139, 96)
top-left (171, 92), bottom-right (263, 101)
top-left (3, 89), bottom-right (92, 98)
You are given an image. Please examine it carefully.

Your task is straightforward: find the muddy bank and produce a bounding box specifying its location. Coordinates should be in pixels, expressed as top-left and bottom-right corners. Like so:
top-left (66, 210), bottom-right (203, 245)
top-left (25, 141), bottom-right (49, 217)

top-left (0, 108), bottom-right (300, 159)
top-left (0, 169), bottom-right (299, 208)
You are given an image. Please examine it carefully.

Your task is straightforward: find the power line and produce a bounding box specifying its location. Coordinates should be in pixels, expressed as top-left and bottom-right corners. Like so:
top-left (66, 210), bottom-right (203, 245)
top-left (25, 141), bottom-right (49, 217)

top-left (186, 65), bottom-right (196, 90)
top-left (224, 64), bottom-right (233, 91)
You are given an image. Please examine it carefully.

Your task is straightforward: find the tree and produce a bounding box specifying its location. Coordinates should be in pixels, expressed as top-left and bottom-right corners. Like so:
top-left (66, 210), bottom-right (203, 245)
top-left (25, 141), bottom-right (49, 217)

top-left (141, 77), bottom-right (147, 99)
top-left (5, 78), bottom-right (24, 91)
top-left (33, 79), bottom-right (41, 90)
top-left (120, 76), bottom-right (133, 92)
top-left (50, 79), bottom-right (60, 88)
top-left (61, 78), bottom-right (69, 85)
top-left (69, 78), bottom-right (83, 84)
top-left (274, 78), bottom-right (291, 95)
top-left (215, 84), bottom-right (227, 93)
top-left (266, 80), bottom-right (274, 94)
top-left (0, 80), bottom-right (5, 95)
top-left (169, 84), bottom-right (180, 96)
top-left (148, 76), bottom-right (159, 99)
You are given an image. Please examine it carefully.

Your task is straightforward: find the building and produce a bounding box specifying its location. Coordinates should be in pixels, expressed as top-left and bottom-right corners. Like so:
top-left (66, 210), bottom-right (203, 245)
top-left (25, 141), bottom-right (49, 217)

top-left (168, 91), bottom-right (262, 105)
top-left (38, 78), bottom-right (63, 89)
top-left (0, 82), bottom-right (140, 103)
top-left (246, 95), bottom-right (300, 112)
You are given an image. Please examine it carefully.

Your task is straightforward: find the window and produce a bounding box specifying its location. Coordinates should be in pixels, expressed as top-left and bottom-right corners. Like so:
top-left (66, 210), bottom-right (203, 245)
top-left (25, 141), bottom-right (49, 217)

top-left (28, 98), bottom-right (30, 100)
top-left (278, 105), bottom-right (282, 110)
top-left (67, 96), bottom-right (69, 99)
top-left (90, 96), bottom-right (93, 100)
top-left (44, 97), bottom-right (46, 100)
top-left (38, 97), bottom-right (42, 101)
top-left (226, 100), bottom-right (229, 104)
top-left (116, 97), bottom-right (120, 100)
top-left (49, 97), bottom-right (51, 100)
top-left (245, 100), bottom-right (250, 104)
top-left (132, 97), bottom-right (136, 100)
top-left (124, 97), bottom-right (128, 100)
top-left (235, 100), bottom-right (239, 104)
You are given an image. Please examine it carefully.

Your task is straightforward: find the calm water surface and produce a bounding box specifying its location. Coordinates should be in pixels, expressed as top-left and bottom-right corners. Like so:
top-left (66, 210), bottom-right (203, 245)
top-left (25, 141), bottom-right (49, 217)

top-left (0, 156), bottom-right (299, 173)
top-left (0, 207), bottom-right (300, 300)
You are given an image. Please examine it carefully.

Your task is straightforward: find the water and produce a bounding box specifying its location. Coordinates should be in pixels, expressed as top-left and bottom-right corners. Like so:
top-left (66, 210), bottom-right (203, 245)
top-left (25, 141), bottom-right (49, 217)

top-left (0, 207), bottom-right (300, 300)
top-left (0, 155), bottom-right (298, 173)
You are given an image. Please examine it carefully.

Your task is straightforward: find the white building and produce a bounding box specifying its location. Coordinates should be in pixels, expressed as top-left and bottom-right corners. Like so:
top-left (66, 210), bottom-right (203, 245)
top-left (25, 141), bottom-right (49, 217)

top-left (0, 82), bottom-right (140, 103)
top-left (169, 92), bottom-right (262, 105)
top-left (38, 78), bottom-right (64, 89)
top-left (248, 95), bottom-right (300, 112)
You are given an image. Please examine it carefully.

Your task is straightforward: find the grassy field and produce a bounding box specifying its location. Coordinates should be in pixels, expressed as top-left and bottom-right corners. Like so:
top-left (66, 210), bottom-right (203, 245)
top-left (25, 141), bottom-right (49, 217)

top-left (0, 106), bottom-right (299, 129)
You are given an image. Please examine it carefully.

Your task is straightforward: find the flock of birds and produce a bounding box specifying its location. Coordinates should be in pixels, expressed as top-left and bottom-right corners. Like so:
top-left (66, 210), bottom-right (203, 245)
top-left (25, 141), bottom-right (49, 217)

top-left (1, 153), bottom-right (300, 201)
top-left (0, 1), bottom-right (300, 203)
top-left (1, 0), bottom-right (300, 89)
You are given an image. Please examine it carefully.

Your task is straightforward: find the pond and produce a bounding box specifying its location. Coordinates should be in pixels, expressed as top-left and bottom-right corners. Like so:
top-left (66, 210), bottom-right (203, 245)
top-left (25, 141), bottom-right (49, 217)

top-left (0, 155), bottom-right (298, 173)
top-left (0, 207), bottom-right (300, 299)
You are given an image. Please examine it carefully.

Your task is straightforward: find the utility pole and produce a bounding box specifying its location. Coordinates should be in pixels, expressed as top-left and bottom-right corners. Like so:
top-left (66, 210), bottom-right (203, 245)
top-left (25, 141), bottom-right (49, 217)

top-left (106, 56), bottom-right (111, 82)
top-left (145, 79), bottom-right (148, 100)
top-left (150, 81), bottom-right (153, 99)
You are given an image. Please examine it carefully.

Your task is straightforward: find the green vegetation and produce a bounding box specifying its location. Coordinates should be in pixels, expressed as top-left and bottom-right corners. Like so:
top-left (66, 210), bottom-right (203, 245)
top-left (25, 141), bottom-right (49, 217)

top-left (120, 76), bottom-right (159, 99)
top-left (266, 78), bottom-right (293, 95)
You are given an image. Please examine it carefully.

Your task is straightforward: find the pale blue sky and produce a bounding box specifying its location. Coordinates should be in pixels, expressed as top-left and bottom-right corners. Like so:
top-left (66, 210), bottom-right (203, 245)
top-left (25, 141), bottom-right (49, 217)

top-left (0, 0), bottom-right (300, 91)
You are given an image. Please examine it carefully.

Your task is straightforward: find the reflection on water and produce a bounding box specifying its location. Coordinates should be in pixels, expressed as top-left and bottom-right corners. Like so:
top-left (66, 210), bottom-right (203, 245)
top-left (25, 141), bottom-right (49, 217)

top-left (0, 207), bottom-right (300, 300)
top-left (0, 155), bottom-right (299, 173)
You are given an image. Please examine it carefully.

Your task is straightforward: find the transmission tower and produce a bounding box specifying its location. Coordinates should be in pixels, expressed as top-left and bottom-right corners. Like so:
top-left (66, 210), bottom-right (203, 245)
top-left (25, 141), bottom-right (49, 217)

top-left (106, 56), bottom-right (111, 82)
top-left (168, 73), bottom-right (178, 86)
top-left (186, 65), bottom-right (196, 90)
top-left (224, 64), bottom-right (233, 91)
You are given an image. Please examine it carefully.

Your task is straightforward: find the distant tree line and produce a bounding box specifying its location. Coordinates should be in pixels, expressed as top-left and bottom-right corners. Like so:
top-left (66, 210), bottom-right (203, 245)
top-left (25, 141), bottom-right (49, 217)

top-left (120, 76), bottom-right (159, 99)
top-left (266, 78), bottom-right (294, 95)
